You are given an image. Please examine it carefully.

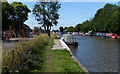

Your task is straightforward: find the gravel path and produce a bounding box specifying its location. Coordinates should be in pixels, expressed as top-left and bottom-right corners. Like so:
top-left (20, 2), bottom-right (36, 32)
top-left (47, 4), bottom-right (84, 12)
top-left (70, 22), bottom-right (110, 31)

top-left (52, 39), bottom-right (71, 52)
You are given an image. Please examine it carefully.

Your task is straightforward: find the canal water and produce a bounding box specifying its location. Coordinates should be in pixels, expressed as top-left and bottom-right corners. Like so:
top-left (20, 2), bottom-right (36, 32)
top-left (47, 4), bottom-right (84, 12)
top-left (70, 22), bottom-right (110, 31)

top-left (68, 35), bottom-right (118, 72)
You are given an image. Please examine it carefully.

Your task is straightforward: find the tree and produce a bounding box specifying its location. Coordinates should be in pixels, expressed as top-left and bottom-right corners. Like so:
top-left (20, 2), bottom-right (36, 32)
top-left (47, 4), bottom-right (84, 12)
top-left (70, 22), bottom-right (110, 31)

top-left (74, 3), bottom-right (120, 34)
top-left (33, 1), bottom-right (61, 37)
top-left (2, 2), bottom-right (14, 31)
top-left (2, 2), bottom-right (30, 37)
top-left (66, 26), bottom-right (74, 32)
top-left (59, 26), bottom-right (64, 32)
top-left (10, 2), bottom-right (31, 33)
top-left (92, 3), bottom-right (119, 33)
top-left (81, 20), bottom-right (92, 32)
top-left (74, 24), bottom-right (81, 33)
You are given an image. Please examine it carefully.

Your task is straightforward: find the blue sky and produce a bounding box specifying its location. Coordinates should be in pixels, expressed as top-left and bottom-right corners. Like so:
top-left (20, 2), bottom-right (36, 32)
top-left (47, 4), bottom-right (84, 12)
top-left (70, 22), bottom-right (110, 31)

top-left (13, 2), bottom-right (118, 30)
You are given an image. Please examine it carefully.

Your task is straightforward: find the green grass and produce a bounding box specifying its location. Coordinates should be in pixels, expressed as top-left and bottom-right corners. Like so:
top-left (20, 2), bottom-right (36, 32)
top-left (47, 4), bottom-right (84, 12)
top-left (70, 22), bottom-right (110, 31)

top-left (41, 48), bottom-right (85, 73)
top-left (3, 34), bottom-right (85, 73)
top-left (50, 33), bottom-right (59, 39)
top-left (2, 34), bottom-right (51, 72)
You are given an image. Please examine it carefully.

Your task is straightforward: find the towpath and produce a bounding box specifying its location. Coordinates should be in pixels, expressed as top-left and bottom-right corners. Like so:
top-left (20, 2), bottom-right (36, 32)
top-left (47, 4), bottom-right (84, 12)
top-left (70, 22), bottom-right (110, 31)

top-left (52, 39), bottom-right (70, 51)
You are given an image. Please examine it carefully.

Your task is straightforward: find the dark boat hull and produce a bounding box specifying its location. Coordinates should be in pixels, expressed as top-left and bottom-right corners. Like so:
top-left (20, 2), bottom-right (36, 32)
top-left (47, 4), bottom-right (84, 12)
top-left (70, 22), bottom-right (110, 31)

top-left (65, 42), bottom-right (78, 46)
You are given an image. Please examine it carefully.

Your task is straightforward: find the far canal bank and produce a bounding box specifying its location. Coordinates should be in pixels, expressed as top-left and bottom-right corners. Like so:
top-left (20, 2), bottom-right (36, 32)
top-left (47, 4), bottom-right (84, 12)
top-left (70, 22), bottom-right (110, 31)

top-left (68, 35), bottom-right (118, 72)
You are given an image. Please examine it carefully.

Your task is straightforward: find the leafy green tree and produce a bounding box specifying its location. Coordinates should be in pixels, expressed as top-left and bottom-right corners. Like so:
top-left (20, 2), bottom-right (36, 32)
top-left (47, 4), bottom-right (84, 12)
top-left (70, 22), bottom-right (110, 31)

top-left (74, 24), bottom-right (81, 33)
top-left (33, 1), bottom-right (61, 37)
top-left (66, 26), bottom-right (74, 32)
top-left (92, 3), bottom-right (119, 33)
top-left (2, 2), bottom-right (30, 36)
top-left (81, 20), bottom-right (92, 32)
top-left (59, 26), bottom-right (64, 32)
top-left (63, 27), bottom-right (67, 32)
top-left (75, 3), bottom-right (119, 34)
top-left (10, 2), bottom-right (31, 32)
top-left (2, 2), bottom-right (14, 31)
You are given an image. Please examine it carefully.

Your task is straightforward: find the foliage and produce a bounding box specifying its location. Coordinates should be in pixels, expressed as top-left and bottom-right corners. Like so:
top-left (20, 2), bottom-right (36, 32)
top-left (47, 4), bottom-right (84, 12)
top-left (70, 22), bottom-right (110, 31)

top-left (59, 26), bottom-right (64, 32)
top-left (41, 49), bottom-right (85, 72)
top-left (2, 34), bottom-right (85, 72)
top-left (2, 34), bottom-right (51, 73)
top-left (92, 3), bottom-right (119, 33)
top-left (66, 26), bottom-right (74, 32)
top-left (33, 1), bottom-right (61, 36)
top-left (2, 2), bottom-right (14, 31)
top-left (10, 2), bottom-right (31, 31)
top-left (74, 24), bottom-right (81, 32)
top-left (81, 20), bottom-right (92, 32)
top-left (2, 2), bottom-right (30, 34)
top-left (74, 3), bottom-right (119, 34)
top-left (34, 27), bottom-right (39, 33)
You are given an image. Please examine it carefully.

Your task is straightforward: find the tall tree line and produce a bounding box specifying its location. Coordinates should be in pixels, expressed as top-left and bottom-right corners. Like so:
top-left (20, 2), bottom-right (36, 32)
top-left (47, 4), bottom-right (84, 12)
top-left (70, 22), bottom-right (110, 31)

top-left (67, 3), bottom-right (120, 34)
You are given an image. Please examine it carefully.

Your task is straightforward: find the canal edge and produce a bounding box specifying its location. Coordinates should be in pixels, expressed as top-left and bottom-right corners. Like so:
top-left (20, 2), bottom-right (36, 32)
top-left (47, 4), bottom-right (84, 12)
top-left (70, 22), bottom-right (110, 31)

top-left (60, 39), bottom-right (89, 73)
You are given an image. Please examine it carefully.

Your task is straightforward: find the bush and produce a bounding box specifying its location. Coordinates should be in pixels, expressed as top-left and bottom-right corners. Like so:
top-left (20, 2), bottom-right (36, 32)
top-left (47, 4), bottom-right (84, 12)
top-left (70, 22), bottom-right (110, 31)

top-left (2, 34), bottom-right (51, 73)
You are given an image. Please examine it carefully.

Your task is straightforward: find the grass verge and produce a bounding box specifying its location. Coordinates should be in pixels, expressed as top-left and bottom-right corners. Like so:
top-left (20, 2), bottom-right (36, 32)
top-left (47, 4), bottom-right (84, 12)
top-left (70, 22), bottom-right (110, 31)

top-left (41, 48), bottom-right (85, 72)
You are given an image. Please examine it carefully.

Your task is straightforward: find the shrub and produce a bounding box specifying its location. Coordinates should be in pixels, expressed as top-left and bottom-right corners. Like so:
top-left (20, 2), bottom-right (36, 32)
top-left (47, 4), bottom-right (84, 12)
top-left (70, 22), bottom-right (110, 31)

top-left (2, 34), bottom-right (50, 73)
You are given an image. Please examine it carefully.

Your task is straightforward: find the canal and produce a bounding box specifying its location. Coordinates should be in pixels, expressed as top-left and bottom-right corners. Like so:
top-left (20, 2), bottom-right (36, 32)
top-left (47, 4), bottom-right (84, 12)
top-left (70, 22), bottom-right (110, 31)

top-left (68, 35), bottom-right (118, 72)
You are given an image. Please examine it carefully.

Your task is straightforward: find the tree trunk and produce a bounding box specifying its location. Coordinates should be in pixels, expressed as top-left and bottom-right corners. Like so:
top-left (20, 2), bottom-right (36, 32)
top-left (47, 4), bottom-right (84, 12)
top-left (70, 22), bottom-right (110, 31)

top-left (46, 25), bottom-right (51, 37)
top-left (46, 30), bottom-right (50, 37)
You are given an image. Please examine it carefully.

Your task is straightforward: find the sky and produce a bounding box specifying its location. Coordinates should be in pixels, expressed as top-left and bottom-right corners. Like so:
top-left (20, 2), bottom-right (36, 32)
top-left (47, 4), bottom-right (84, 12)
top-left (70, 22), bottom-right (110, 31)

top-left (7, 0), bottom-right (120, 2)
top-left (8, 1), bottom-right (118, 30)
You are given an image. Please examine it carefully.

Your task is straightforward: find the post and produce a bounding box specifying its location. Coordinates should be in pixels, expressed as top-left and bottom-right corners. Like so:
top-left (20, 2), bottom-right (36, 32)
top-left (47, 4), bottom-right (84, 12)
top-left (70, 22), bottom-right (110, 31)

top-left (12, 49), bottom-right (14, 68)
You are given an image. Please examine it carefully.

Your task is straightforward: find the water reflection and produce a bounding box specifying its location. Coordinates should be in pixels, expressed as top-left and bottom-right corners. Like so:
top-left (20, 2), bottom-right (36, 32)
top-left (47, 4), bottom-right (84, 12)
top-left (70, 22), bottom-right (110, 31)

top-left (68, 36), bottom-right (118, 72)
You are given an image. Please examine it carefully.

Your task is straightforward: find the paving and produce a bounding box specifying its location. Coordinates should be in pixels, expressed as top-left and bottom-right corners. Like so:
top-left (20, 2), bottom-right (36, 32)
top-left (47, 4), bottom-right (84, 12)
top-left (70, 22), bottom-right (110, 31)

top-left (52, 39), bottom-right (64, 50)
top-left (52, 39), bottom-right (70, 51)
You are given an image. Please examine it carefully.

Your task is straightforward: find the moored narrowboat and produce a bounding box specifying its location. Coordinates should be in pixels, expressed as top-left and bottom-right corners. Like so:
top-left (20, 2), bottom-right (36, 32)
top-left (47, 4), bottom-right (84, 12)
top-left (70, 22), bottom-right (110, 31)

top-left (62, 34), bottom-right (78, 45)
